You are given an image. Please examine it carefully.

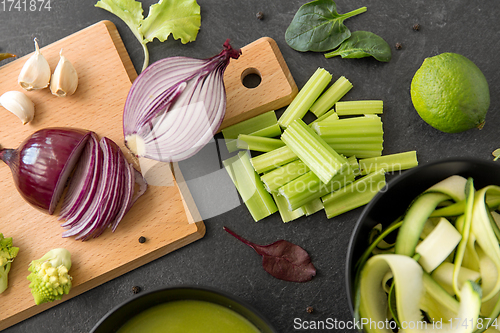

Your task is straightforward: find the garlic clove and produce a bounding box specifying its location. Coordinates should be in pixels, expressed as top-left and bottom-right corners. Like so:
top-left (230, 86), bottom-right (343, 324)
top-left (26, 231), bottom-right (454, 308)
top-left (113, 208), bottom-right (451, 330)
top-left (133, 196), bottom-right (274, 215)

top-left (50, 49), bottom-right (78, 97)
top-left (0, 91), bottom-right (35, 125)
top-left (18, 38), bottom-right (51, 91)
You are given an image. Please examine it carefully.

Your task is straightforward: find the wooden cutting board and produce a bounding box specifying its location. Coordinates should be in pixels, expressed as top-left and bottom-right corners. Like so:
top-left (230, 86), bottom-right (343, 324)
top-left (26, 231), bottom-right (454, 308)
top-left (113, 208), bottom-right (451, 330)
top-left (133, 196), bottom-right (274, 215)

top-left (0, 21), bottom-right (297, 329)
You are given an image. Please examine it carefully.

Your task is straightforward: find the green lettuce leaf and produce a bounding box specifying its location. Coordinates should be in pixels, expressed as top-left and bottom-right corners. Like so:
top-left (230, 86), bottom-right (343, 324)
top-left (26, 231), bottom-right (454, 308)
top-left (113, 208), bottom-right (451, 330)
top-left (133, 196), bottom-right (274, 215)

top-left (95, 0), bottom-right (201, 71)
top-left (95, 0), bottom-right (144, 43)
top-left (141, 0), bottom-right (201, 44)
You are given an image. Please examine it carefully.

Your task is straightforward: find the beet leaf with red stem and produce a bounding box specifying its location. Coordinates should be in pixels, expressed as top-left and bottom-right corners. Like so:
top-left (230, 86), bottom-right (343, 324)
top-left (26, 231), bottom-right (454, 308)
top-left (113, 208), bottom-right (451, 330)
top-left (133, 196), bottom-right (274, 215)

top-left (223, 226), bottom-right (316, 282)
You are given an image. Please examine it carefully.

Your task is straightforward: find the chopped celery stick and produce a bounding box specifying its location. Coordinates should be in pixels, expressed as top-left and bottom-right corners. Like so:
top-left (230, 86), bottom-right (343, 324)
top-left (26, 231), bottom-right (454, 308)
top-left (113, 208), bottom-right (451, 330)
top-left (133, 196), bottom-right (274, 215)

top-left (313, 116), bottom-right (384, 159)
top-left (310, 110), bottom-right (339, 125)
top-left (310, 76), bottom-right (352, 117)
top-left (279, 161), bottom-right (356, 211)
top-left (272, 193), bottom-right (305, 223)
top-left (251, 145), bottom-right (298, 174)
top-left (249, 123), bottom-right (281, 137)
top-left (327, 143), bottom-right (383, 159)
top-left (281, 119), bottom-right (347, 184)
top-left (236, 135), bottom-right (285, 153)
top-left (322, 169), bottom-right (386, 219)
top-left (223, 151), bottom-right (278, 221)
top-left (328, 149), bottom-right (381, 159)
top-left (328, 143), bottom-right (383, 151)
top-left (312, 115), bottom-right (383, 137)
top-left (359, 151), bottom-right (418, 175)
top-left (347, 155), bottom-right (360, 176)
top-left (335, 100), bottom-right (383, 116)
top-left (278, 68), bottom-right (332, 128)
top-left (322, 136), bottom-right (384, 144)
top-left (303, 198), bottom-right (324, 216)
top-left (261, 160), bottom-right (309, 193)
top-left (222, 110), bottom-right (281, 152)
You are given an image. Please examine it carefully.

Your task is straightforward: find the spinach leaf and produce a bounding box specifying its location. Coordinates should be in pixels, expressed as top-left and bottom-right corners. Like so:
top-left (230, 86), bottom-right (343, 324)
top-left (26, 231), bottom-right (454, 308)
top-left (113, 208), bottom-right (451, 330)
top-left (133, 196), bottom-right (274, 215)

top-left (285, 0), bottom-right (366, 52)
top-left (324, 31), bottom-right (392, 62)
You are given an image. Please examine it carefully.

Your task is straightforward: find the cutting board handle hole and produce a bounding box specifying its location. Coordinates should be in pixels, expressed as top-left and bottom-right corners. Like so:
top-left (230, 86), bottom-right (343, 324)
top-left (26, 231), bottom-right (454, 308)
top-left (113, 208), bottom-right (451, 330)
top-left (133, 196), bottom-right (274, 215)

top-left (241, 68), bottom-right (262, 89)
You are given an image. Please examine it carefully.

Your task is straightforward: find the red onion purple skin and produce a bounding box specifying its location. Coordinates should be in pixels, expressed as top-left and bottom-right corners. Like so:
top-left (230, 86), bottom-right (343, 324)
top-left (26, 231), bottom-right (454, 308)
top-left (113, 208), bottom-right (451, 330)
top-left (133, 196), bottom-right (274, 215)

top-left (0, 128), bottom-right (90, 214)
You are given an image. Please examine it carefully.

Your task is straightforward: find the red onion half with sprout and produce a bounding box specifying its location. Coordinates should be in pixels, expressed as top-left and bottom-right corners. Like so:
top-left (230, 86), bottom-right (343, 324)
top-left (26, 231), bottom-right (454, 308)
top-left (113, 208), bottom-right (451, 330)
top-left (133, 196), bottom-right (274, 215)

top-left (0, 128), bottom-right (147, 240)
top-left (123, 40), bottom-right (241, 162)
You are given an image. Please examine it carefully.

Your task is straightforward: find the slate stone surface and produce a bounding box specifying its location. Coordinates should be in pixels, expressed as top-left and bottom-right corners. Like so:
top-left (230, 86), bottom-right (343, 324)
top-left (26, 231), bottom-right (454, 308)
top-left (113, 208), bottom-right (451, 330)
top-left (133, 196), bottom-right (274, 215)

top-left (1, 0), bottom-right (499, 332)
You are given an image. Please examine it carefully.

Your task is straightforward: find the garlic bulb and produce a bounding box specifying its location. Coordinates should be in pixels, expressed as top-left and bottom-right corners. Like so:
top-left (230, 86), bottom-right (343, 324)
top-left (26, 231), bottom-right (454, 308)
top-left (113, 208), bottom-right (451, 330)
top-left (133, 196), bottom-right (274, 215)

top-left (50, 49), bottom-right (78, 97)
top-left (0, 91), bottom-right (35, 124)
top-left (18, 38), bottom-right (51, 91)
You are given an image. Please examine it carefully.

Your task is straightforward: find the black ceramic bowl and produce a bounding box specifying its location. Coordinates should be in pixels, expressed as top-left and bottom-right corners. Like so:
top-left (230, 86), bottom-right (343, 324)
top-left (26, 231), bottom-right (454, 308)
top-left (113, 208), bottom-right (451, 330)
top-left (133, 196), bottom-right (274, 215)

top-left (345, 157), bottom-right (500, 319)
top-left (90, 286), bottom-right (278, 333)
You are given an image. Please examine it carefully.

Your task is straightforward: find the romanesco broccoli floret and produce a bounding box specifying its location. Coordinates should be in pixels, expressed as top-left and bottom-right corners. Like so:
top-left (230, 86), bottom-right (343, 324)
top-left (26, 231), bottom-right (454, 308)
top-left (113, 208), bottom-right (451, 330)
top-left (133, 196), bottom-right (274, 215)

top-left (0, 233), bottom-right (19, 293)
top-left (27, 248), bottom-right (72, 305)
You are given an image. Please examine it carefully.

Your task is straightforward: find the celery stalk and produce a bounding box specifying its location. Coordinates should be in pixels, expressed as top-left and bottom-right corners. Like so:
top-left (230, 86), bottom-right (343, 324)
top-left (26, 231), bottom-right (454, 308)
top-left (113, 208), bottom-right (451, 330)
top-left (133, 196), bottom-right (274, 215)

top-left (327, 143), bottom-right (383, 151)
top-left (250, 145), bottom-right (298, 174)
top-left (335, 100), bottom-right (383, 116)
top-left (278, 68), bottom-right (332, 128)
top-left (312, 115), bottom-right (384, 158)
top-left (322, 136), bottom-right (384, 144)
top-left (310, 76), bottom-right (353, 117)
top-left (260, 160), bottom-right (309, 193)
top-left (303, 198), bottom-right (324, 216)
top-left (223, 151), bottom-right (278, 221)
top-left (236, 135), bottom-right (285, 153)
top-left (318, 124), bottom-right (383, 137)
top-left (278, 162), bottom-right (356, 211)
top-left (348, 155), bottom-right (360, 176)
top-left (322, 169), bottom-right (386, 219)
top-left (251, 116), bottom-right (374, 173)
top-left (358, 151), bottom-right (418, 175)
top-left (326, 149), bottom-right (381, 159)
top-left (310, 110), bottom-right (339, 125)
top-left (312, 115), bottom-right (383, 137)
top-left (272, 193), bottom-right (305, 223)
top-left (222, 110), bottom-right (281, 152)
top-left (326, 144), bottom-right (383, 159)
top-left (282, 119), bottom-right (347, 184)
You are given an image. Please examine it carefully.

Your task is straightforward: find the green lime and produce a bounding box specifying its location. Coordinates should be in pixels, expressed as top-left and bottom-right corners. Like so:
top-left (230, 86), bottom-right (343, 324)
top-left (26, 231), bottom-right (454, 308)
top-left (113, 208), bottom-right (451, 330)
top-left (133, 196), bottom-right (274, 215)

top-left (410, 52), bottom-right (490, 133)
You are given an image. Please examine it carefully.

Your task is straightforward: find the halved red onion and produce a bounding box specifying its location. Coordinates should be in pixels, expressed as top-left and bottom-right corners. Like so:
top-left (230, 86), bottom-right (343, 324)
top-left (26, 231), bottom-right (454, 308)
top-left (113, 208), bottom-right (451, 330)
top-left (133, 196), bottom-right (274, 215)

top-left (132, 168), bottom-right (148, 205)
top-left (76, 138), bottom-right (123, 240)
top-left (60, 137), bottom-right (103, 228)
top-left (62, 138), bottom-right (114, 239)
top-left (110, 160), bottom-right (135, 232)
top-left (123, 40), bottom-right (241, 162)
top-left (61, 136), bottom-right (147, 240)
top-left (78, 140), bottom-right (119, 240)
top-left (0, 127), bottom-right (147, 239)
top-left (59, 132), bottom-right (99, 219)
top-left (93, 148), bottom-right (126, 239)
top-left (109, 166), bottom-right (148, 233)
top-left (0, 128), bottom-right (90, 214)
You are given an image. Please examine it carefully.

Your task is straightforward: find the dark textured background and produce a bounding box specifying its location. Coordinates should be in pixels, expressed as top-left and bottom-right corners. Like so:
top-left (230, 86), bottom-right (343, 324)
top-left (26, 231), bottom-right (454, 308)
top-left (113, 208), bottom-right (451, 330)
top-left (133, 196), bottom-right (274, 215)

top-left (1, 0), bottom-right (499, 332)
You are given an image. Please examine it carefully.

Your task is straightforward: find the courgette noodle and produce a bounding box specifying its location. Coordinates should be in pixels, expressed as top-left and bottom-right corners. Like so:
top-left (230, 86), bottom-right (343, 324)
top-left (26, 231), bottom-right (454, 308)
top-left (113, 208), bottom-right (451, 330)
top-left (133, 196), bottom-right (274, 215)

top-left (356, 175), bottom-right (500, 333)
